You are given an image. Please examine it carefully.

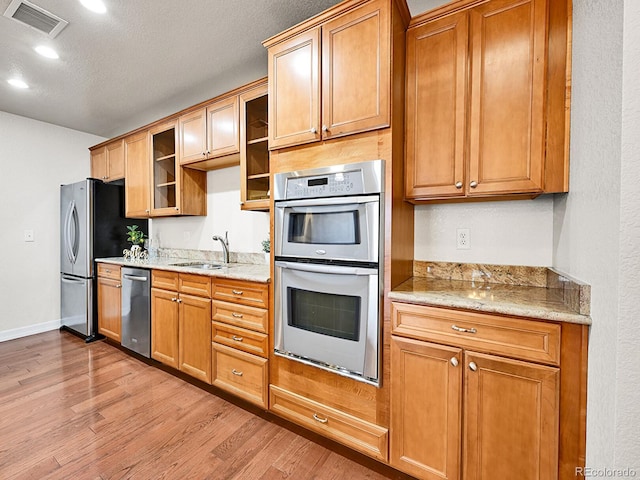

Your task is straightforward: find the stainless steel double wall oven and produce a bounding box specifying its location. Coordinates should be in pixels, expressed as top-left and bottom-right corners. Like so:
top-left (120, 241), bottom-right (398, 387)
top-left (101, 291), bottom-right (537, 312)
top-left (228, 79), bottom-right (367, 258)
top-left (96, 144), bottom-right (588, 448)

top-left (273, 160), bottom-right (384, 386)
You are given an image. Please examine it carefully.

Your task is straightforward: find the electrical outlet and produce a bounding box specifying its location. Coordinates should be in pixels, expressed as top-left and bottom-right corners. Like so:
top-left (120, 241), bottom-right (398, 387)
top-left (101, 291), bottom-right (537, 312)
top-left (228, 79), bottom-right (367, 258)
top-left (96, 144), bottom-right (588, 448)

top-left (456, 228), bottom-right (470, 250)
top-left (24, 229), bottom-right (34, 242)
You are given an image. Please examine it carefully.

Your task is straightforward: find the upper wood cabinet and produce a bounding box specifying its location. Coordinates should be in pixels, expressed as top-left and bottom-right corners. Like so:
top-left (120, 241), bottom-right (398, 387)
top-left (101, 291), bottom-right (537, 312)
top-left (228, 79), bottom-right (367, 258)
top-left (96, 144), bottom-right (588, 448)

top-left (91, 139), bottom-right (125, 183)
top-left (266, 0), bottom-right (390, 150)
top-left (124, 131), bottom-right (151, 218)
top-left (179, 96), bottom-right (240, 167)
top-left (405, 0), bottom-right (570, 202)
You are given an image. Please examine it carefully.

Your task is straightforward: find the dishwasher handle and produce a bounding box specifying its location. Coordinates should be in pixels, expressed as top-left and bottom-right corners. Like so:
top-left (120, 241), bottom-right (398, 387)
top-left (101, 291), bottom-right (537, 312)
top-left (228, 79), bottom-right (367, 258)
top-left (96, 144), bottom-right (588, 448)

top-left (123, 274), bottom-right (148, 282)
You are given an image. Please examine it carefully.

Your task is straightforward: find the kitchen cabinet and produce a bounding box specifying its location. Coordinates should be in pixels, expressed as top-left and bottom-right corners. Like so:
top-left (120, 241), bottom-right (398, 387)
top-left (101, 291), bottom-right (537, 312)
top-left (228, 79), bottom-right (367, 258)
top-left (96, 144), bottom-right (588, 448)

top-left (149, 121), bottom-right (207, 217)
top-left (91, 139), bottom-right (125, 183)
top-left (151, 270), bottom-right (212, 383)
top-left (211, 278), bottom-right (269, 408)
top-left (405, 0), bottom-right (570, 202)
top-left (265, 0), bottom-right (390, 149)
top-left (390, 302), bottom-right (571, 480)
top-left (179, 96), bottom-right (240, 167)
top-left (124, 131), bottom-right (151, 218)
top-left (239, 82), bottom-right (270, 211)
top-left (97, 263), bottom-right (122, 342)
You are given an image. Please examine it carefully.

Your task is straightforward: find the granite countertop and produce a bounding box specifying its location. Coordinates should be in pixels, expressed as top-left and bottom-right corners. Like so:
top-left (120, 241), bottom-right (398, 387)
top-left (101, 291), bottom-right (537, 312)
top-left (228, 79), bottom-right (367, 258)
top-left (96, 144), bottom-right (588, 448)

top-left (96, 256), bottom-right (270, 283)
top-left (389, 262), bottom-right (592, 325)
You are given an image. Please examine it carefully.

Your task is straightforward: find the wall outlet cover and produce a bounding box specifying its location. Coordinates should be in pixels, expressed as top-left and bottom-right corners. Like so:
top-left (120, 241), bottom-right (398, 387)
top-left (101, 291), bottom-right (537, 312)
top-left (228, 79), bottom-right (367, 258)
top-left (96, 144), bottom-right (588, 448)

top-left (456, 228), bottom-right (470, 249)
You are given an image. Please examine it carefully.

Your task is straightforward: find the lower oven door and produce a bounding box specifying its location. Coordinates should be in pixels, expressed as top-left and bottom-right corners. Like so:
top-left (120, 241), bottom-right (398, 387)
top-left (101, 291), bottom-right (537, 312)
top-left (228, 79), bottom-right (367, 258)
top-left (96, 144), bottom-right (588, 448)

top-left (274, 260), bottom-right (380, 385)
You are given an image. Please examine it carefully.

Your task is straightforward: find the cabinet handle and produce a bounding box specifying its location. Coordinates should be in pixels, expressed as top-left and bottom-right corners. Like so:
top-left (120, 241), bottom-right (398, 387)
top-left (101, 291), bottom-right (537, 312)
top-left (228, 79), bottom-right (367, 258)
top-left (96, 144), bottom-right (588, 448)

top-left (469, 181), bottom-right (478, 188)
top-left (116, 284), bottom-right (122, 289)
top-left (232, 290), bottom-right (243, 295)
top-left (202, 152), bottom-right (206, 156)
top-left (450, 357), bottom-right (459, 367)
top-left (322, 125), bottom-right (328, 132)
top-left (312, 413), bottom-right (328, 424)
top-left (176, 298), bottom-right (182, 304)
top-left (231, 312), bottom-right (243, 318)
top-left (104, 269), bottom-right (111, 273)
top-left (231, 369), bottom-right (243, 376)
top-left (206, 150), bottom-right (210, 155)
top-left (145, 209), bottom-right (150, 213)
top-left (231, 335), bottom-right (243, 342)
top-left (171, 297), bottom-right (177, 302)
top-left (310, 127), bottom-right (317, 134)
top-left (175, 207), bottom-right (179, 211)
top-left (451, 324), bottom-right (477, 334)
top-left (455, 181), bottom-right (463, 189)
top-left (469, 362), bottom-right (478, 372)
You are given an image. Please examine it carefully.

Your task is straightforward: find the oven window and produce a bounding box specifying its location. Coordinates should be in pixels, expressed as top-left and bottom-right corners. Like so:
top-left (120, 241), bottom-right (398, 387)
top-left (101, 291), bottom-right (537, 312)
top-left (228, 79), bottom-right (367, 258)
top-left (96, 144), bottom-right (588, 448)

top-left (287, 287), bottom-right (361, 341)
top-left (289, 211), bottom-right (361, 245)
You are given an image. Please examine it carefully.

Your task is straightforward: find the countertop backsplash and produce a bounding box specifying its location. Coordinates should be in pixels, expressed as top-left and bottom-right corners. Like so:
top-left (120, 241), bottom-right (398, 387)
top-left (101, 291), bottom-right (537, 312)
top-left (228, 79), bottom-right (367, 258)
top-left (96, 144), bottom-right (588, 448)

top-left (155, 247), bottom-right (268, 265)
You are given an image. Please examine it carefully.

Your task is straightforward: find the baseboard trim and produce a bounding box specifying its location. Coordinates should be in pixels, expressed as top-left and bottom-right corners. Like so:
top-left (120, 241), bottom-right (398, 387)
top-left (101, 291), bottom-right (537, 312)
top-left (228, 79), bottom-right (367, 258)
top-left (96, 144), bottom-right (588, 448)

top-left (0, 319), bottom-right (62, 343)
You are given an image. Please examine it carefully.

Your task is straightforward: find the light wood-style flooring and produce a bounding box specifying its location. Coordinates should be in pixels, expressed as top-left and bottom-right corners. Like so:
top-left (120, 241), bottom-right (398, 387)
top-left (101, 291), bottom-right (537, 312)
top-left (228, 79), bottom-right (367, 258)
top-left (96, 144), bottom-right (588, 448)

top-left (0, 331), bottom-right (411, 480)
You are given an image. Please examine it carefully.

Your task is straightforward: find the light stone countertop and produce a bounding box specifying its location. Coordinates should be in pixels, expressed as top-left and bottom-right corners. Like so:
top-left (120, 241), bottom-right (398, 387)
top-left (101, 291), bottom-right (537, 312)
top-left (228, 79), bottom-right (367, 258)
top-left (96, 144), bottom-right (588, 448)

top-left (389, 277), bottom-right (592, 325)
top-left (96, 257), bottom-right (270, 283)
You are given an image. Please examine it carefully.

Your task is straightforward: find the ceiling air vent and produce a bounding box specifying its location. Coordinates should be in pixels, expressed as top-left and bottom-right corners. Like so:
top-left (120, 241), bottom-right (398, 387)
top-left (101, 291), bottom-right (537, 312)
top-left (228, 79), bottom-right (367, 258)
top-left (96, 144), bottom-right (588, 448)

top-left (3, 0), bottom-right (68, 38)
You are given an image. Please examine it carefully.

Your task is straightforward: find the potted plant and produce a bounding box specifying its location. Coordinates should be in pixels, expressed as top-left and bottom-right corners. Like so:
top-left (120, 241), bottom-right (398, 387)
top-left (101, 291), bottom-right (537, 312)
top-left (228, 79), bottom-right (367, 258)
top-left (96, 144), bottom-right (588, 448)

top-left (126, 225), bottom-right (146, 258)
top-left (261, 238), bottom-right (270, 264)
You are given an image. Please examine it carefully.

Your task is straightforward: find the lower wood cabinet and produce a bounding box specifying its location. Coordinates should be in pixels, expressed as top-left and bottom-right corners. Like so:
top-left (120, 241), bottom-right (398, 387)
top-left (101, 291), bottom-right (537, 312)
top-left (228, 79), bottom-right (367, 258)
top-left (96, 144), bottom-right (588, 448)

top-left (97, 263), bottom-right (122, 342)
top-left (212, 343), bottom-right (268, 408)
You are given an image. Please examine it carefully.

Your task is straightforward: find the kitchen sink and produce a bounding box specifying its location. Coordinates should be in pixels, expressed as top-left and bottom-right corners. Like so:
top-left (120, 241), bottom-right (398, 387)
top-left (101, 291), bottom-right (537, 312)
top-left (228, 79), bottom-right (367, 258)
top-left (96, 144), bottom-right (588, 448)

top-left (169, 261), bottom-right (222, 269)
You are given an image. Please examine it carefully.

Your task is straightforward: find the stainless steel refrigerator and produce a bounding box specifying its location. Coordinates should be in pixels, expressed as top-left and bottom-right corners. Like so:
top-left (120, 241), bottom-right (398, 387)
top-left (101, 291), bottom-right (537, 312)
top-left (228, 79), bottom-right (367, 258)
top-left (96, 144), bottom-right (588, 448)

top-left (60, 179), bottom-right (147, 341)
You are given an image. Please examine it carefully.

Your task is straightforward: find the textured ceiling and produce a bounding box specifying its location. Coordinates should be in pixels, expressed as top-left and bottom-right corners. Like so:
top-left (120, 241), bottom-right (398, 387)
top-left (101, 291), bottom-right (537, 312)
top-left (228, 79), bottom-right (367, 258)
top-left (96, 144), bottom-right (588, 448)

top-left (0, 0), bottom-right (445, 138)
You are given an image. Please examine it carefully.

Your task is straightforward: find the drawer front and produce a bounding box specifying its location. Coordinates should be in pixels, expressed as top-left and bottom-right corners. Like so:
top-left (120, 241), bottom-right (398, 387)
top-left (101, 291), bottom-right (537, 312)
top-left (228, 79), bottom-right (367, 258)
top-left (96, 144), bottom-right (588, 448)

top-left (97, 263), bottom-right (121, 280)
top-left (178, 273), bottom-right (211, 297)
top-left (212, 279), bottom-right (268, 309)
top-left (212, 300), bottom-right (268, 333)
top-left (212, 343), bottom-right (268, 408)
top-left (212, 321), bottom-right (268, 358)
top-left (269, 385), bottom-right (388, 462)
top-left (391, 302), bottom-right (561, 366)
top-left (152, 270), bottom-right (179, 290)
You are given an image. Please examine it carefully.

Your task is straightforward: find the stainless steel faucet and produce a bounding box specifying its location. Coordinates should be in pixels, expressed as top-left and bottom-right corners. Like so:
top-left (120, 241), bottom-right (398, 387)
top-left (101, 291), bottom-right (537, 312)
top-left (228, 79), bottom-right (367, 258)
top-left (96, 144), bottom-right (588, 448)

top-left (212, 231), bottom-right (230, 264)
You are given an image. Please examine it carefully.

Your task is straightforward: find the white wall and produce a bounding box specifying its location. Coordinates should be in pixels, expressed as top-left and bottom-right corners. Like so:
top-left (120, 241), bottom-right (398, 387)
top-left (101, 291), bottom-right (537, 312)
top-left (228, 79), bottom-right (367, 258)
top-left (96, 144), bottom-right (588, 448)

top-left (0, 112), bottom-right (105, 341)
top-left (151, 166), bottom-right (270, 255)
top-left (415, 197), bottom-right (554, 266)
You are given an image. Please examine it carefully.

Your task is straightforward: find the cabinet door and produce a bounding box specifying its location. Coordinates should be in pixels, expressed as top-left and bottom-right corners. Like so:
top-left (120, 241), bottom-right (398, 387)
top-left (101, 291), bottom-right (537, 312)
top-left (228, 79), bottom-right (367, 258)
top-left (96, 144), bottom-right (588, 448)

top-left (179, 108), bottom-right (207, 164)
top-left (467, 0), bottom-right (547, 195)
top-left (124, 131), bottom-right (151, 218)
top-left (150, 121), bottom-right (180, 216)
top-left (405, 11), bottom-right (468, 200)
top-left (97, 276), bottom-right (122, 342)
top-left (464, 351), bottom-right (559, 480)
top-left (390, 336), bottom-right (462, 480)
top-left (321, 0), bottom-right (390, 140)
top-left (106, 139), bottom-right (125, 181)
top-left (151, 288), bottom-right (179, 368)
top-left (90, 146), bottom-right (107, 181)
top-left (207, 96), bottom-right (240, 158)
top-left (179, 294), bottom-right (212, 383)
top-left (268, 27), bottom-right (321, 149)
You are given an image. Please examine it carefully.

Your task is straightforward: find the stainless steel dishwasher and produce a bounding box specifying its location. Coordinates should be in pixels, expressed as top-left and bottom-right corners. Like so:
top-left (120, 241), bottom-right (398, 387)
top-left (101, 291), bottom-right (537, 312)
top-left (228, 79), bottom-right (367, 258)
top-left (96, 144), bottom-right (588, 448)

top-left (121, 267), bottom-right (151, 357)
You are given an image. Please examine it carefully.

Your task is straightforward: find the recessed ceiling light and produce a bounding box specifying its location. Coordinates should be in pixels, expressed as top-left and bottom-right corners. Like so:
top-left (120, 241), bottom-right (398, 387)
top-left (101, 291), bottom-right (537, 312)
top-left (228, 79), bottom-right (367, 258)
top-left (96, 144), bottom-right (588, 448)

top-left (79, 0), bottom-right (106, 14)
top-left (8, 78), bottom-right (29, 89)
top-left (34, 45), bottom-right (59, 59)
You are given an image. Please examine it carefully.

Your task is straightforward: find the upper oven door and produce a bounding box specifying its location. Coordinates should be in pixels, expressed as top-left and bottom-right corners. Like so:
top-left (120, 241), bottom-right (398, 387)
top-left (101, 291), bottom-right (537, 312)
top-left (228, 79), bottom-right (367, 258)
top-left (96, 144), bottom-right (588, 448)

top-left (274, 194), bottom-right (380, 263)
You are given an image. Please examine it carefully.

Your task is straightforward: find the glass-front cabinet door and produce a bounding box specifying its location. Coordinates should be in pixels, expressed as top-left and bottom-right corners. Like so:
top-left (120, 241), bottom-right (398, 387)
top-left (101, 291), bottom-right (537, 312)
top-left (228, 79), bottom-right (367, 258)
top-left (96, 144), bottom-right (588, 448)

top-left (149, 121), bottom-right (180, 216)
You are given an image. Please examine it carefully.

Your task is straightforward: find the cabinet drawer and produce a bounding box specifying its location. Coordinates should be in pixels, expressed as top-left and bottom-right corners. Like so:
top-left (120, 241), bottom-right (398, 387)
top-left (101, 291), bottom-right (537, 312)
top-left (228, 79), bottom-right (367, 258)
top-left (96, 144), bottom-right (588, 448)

top-left (270, 385), bottom-right (388, 462)
top-left (212, 321), bottom-right (268, 358)
top-left (178, 273), bottom-right (211, 297)
top-left (152, 270), bottom-right (179, 290)
top-left (391, 303), bottom-right (561, 366)
top-left (97, 263), bottom-right (121, 280)
top-left (212, 343), bottom-right (268, 408)
top-left (212, 279), bottom-right (268, 309)
top-left (212, 300), bottom-right (268, 334)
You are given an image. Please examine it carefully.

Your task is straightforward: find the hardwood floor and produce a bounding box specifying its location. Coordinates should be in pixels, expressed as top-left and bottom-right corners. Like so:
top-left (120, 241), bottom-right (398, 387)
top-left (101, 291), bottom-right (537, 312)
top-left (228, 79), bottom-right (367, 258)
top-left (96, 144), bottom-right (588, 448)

top-left (0, 331), bottom-right (411, 480)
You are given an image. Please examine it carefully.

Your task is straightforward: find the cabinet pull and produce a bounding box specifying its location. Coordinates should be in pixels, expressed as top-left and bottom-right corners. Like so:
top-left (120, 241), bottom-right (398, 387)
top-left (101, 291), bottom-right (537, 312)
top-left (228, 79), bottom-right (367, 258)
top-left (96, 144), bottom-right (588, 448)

top-left (455, 181), bottom-right (463, 189)
top-left (450, 357), bottom-right (459, 367)
top-left (469, 180), bottom-right (478, 188)
top-left (232, 290), bottom-right (243, 295)
top-left (310, 127), bottom-right (317, 134)
top-left (451, 324), bottom-right (477, 334)
top-left (312, 413), bottom-right (328, 424)
top-left (104, 269), bottom-right (111, 273)
top-left (116, 284), bottom-right (122, 289)
top-left (231, 335), bottom-right (243, 342)
top-left (176, 298), bottom-right (182, 303)
top-left (469, 362), bottom-right (478, 372)
top-left (231, 369), bottom-right (243, 376)
top-left (231, 312), bottom-right (243, 318)
top-left (322, 125), bottom-right (328, 132)
top-left (171, 297), bottom-right (177, 302)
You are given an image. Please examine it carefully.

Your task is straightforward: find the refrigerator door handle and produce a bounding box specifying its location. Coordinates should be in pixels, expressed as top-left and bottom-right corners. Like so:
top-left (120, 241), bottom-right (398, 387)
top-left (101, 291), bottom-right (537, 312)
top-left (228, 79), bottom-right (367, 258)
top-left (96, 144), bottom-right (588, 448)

top-left (64, 200), bottom-right (79, 265)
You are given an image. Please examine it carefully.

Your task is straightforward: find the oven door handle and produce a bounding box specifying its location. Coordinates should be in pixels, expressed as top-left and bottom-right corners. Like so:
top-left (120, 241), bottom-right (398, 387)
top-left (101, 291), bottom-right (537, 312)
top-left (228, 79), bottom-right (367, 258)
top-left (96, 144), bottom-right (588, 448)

top-left (274, 194), bottom-right (379, 208)
top-left (275, 260), bottom-right (377, 276)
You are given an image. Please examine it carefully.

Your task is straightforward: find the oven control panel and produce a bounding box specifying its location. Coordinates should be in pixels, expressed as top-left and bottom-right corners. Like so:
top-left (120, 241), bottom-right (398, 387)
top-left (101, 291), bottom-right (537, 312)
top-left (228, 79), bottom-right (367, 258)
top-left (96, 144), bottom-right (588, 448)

top-left (285, 170), bottom-right (365, 199)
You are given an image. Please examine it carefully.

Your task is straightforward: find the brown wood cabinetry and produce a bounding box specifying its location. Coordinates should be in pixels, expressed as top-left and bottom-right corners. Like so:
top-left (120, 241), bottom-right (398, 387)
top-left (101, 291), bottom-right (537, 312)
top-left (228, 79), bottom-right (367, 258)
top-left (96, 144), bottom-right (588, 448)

top-left (405, 0), bottom-right (571, 202)
top-left (97, 263), bottom-right (122, 342)
top-left (211, 278), bottom-right (269, 408)
top-left (265, 0), bottom-right (390, 150)
top-left (124, 131), bottom-right (151, 218)
top-left (91, 139), bottom-right (125, 183)
top-left (151, 270), bottom-right (211, 383)
top-left (390, 302), bottom-right (586, 480)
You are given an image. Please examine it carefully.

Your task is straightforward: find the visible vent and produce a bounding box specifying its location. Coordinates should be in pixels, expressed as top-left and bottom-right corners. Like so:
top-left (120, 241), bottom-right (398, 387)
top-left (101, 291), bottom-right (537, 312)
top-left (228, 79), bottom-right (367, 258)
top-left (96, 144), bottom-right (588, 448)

top-left (3, 0), bottom-right (68, 38)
